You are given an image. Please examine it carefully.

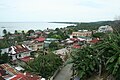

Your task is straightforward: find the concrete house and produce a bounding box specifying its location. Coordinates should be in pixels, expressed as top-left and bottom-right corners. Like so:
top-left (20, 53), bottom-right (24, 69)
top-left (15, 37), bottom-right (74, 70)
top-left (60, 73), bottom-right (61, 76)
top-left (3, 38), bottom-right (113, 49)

top-left (8, 44), bottom-right (32, 62)
top-left (98, 25), bottom-right (113, 33)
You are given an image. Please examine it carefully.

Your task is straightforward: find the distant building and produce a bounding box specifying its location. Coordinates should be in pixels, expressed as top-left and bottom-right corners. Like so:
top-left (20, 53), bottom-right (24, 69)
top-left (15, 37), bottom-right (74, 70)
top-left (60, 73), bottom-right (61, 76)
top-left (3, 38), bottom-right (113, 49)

top-left (71, 30), bottom-right (92, 38)
top-left (24, 37), bottom-right (45, 51)
top-left (98, 25), bottom-right (113, 33)
top-left (44, 38), bottom-right (59, 48)
top-left (33, 37), bottom-right (45, 50)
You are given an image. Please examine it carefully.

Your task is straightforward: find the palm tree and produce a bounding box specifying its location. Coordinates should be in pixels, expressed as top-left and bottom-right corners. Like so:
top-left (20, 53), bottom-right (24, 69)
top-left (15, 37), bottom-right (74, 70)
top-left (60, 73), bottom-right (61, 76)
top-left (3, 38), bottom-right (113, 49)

top-left (14, 30), bottom-right (18, 35)
top-left (27, 29), bottom-right (35, 36)
top-left (22, 30), bottom-right (25, 35)
top-left (3, 29), bottom-right (7, 36)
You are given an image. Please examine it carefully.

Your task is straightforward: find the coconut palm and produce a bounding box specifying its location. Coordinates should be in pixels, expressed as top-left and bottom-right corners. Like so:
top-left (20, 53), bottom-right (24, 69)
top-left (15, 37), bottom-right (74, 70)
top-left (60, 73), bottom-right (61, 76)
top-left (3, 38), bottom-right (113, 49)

top-left (3, 29), bottom-right (7, 36)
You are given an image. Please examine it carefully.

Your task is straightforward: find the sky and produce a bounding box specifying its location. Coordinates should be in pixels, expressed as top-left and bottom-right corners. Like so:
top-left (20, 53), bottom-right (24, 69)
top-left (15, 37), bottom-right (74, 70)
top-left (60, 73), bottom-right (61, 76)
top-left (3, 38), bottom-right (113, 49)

top-left (0, 0), bottom-right (120, 22)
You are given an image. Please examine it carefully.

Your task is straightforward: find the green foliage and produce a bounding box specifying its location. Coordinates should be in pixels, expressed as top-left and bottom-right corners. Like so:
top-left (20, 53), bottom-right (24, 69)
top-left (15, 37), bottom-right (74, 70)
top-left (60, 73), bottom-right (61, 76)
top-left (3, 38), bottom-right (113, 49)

top-left (92, 32), bottom-right (105, 38)
top-left (71, 46), bottom-right (99, 79)
top-left (27, 29), bottom-right (35, 36)
top-left (24, 52), bottom-right (63, 79)
top-left (14, 30), bottom-right (19, 35)
top-left (49, 42), bottom-right (59, 50)
top-left (71, 33), bottom-right (120, 80)
top-left (0, 39), bottom-right (10, 49)
top-left (48, 28), bottom-right (69, 40)
top-left (3, 29), bottom-right (7, 36)
top-left (0, 52), bottom-right (10, 64)
top-left (103, 34), bottom-right (120, 80)
top-left (51, 34), bottom-right (62, 39)
top-left (111, 20), bottom-right (120, 33)
top-left (67, 21), bottom-right (116, 31)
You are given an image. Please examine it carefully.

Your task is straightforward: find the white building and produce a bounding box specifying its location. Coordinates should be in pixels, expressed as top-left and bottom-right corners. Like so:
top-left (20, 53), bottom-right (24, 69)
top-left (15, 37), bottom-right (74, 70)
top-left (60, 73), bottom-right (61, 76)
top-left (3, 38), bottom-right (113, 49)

top-left (98, 25), bottom-right (113, 33)
top-left (8, 44), bottom-right (32, 61)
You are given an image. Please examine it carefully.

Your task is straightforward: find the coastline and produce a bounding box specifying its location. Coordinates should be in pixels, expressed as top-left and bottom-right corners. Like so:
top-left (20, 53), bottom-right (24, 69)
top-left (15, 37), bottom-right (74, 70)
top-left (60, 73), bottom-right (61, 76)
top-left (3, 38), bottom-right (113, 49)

top-left (0, 22), bottom-right (74, 36)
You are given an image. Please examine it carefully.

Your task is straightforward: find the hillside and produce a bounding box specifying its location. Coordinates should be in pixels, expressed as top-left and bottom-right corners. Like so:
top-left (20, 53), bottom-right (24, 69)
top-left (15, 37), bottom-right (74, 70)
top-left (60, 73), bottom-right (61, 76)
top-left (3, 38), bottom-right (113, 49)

top-left (67, 21), bottom-right (115, 30)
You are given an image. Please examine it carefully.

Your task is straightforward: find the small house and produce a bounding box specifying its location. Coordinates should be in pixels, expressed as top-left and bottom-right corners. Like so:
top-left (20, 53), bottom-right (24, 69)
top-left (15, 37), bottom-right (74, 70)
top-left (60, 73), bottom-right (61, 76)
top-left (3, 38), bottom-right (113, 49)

top-left (8, 44), bottom-right (32, 62)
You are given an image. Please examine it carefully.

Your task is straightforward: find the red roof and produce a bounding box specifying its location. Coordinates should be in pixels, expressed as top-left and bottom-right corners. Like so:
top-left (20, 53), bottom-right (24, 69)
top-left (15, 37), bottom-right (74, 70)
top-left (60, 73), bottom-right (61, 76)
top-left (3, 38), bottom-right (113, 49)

top-left (11, 44), bottom-right (30, 54)
top-left (0, 64), bottom-right (18, 75)
top-left (20, 56), bottom-right (34, 62)
top-left (73, 45), bottom-right (81, 49)
top-left (10, 73), bottom-right (41, 80)
top-left (90, 39), bottom-right (99, 43)
top-left (35, 37), bottom-right (45, 42)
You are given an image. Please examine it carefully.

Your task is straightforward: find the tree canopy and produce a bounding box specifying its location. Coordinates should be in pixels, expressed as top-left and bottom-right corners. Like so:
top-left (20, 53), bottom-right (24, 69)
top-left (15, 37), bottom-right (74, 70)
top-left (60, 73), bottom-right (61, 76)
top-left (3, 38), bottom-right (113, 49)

top-left (0, 51), bottom-right (10, 64)
top-left (24, 52), bottom-right (63, 79)
top-left (71, 33), bottom-right (120, 80)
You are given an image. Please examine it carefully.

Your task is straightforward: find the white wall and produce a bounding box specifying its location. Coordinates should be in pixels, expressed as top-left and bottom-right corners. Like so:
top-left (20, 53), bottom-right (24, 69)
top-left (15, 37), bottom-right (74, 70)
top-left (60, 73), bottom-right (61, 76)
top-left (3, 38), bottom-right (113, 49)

top-left (11, 52), bottom-right (31, 60)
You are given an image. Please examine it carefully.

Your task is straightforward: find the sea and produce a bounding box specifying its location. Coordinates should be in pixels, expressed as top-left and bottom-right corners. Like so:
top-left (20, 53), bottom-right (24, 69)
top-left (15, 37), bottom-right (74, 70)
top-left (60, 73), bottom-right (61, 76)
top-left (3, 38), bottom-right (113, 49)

top-left (0, 22), bottom-right (74, 36)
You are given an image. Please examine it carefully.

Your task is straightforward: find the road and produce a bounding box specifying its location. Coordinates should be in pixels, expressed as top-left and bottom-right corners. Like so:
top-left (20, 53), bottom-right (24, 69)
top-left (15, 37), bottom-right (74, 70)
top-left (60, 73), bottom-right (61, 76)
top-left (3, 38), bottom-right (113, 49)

top-left (53, 64), bottom-right (73, 80)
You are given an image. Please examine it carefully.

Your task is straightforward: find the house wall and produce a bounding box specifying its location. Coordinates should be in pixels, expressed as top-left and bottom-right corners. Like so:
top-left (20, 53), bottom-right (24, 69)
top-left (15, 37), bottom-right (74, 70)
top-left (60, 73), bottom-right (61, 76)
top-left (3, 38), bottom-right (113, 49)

top-left (72, 32), bottom-right (92, 37)
top-left (28, 42), bottom-right (44, 51)
top-left (11, 52), bottom-right (30, 60)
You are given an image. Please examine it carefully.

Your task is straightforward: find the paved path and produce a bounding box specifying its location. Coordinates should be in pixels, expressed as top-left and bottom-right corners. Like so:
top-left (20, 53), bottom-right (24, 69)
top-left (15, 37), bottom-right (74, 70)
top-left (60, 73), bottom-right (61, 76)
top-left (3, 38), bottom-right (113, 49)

top-left (53, 64), bottom-right (73, 80)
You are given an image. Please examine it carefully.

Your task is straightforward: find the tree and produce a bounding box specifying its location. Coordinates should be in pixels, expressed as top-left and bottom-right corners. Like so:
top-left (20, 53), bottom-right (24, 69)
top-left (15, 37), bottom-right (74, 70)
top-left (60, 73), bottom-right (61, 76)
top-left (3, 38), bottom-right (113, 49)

top-left (0, 49), bottom-right (1, 53)
top-left (71, 33), bottom-right (120, 80)
top-left (14, 30), bottom-right (19, 35)
top-left (51, 34), bottom-right (62, 39)
top-left (8, 32), bottom-right (12, 36)
top-left (27, 30), bottom-right (35, 36)
top-left (104, 34), bottom-right (120, 80)
top-left (21, 30), bottom-right (27, 41)
top-left (0, 52), bottom-right (10, 64)
top-left (24, 52), bottom-right (63, 79)
top-left (22, 30), bottom-right (25, 35)
top-left (71, 46), bottom-right (99, 79)
top-left (92, 32), bottom-right (105, 38)
top-left (49, 42), bottom-right (59, 50)
top-left (47, 32), bottom-right (54, 38)
top-left (0, 39), bottom-right (9, 48)
top-left (3, 29), bottom-right (7, 36)
top-left (112, 16), bottom-right (120, 33)
top-left (55, 28), bottom-right (60, 31)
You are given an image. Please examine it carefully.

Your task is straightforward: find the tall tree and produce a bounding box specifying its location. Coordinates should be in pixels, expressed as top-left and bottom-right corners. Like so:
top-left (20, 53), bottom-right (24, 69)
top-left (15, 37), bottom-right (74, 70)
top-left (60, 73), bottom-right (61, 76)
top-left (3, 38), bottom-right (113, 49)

top-left (3, 29), bottom-right (7, 36)
top-left (27, 29), bottom-right (35, 36)
top-left (14, 30), bottom-right (18, 35)
top-left (0, 52), bottom-right (10, 64)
